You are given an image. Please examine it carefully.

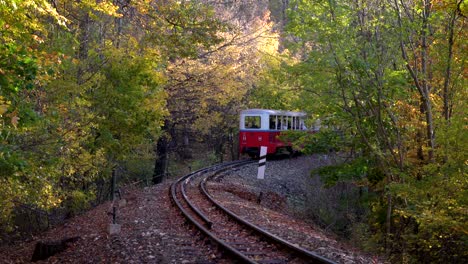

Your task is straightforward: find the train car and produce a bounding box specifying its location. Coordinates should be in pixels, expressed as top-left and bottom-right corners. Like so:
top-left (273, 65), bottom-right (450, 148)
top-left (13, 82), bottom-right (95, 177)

top-left (239, 109), bottom-right (308, 157)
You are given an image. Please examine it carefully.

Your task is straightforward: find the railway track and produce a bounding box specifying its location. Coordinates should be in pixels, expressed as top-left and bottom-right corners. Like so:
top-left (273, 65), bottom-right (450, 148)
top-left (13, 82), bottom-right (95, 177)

top-left (170, 160), bottom-right (336, 264)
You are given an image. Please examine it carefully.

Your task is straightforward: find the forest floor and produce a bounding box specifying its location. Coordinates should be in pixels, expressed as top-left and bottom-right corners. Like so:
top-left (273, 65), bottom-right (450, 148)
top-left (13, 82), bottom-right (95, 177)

top-left (0, 155), bottom-right (385, 263)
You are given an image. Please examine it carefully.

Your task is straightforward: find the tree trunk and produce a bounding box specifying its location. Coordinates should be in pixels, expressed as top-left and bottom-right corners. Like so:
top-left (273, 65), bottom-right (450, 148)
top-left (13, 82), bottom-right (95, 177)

top-left (152, 137), bottom-right (168, 184)
top-left (385, 192), bottom-right (392, 251)
top-left (229, 131), bottom-right (236, 161)
top-left (421, 0), bottom-right (435, 161)
top-left (214, 137), bottom-right (224, 163)
top-left (77, 12), bottom-right (90, 85)
top-left (393, 0), bottom-right (435, 162)
top-left (181, 125), bottom-right (192, 159)
top-left (443, 9), bottom-right (457, 121)
top-left (153, 121), bottom-right (169, 184)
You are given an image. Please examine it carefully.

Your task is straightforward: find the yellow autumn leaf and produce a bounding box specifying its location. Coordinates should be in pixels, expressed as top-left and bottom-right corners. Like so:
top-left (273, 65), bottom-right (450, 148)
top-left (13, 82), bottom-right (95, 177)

top-left (0, 104), bottom-right (8, 115)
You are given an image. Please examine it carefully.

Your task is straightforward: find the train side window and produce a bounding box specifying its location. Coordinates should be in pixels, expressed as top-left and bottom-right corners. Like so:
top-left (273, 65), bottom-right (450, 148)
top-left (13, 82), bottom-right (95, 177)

top-left (300, 119), bottom-right (307, 130)
top-left (245, 116), bottom-right (261, 129)
top-left (269, 115), bottom-right (277, 130)
top-left (281, 116), bottom-right (288, 130)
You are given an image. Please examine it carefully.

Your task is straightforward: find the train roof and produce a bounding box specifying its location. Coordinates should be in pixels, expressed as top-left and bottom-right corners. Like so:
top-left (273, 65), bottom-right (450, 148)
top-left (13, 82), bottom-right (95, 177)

top-left (240, 109), bottom-right (306, 117)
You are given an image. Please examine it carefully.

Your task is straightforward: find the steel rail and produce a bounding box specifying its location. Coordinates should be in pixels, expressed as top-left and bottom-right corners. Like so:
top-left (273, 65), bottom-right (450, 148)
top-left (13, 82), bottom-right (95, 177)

top-left (174, 160), bottom-right (250, 228)
top-left (201, 173), bottom-right (337, 264)
top-left (180, 175), bottom-right (213, 229)
top-left (170, 160), bottom-right (256, 263)
top-left (172, 159), bottom-right (336, 264)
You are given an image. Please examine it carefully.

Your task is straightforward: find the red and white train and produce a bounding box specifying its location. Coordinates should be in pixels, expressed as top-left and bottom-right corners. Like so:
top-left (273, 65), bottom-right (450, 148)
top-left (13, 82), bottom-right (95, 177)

top-left (239, 109), bottom-right (308, 157)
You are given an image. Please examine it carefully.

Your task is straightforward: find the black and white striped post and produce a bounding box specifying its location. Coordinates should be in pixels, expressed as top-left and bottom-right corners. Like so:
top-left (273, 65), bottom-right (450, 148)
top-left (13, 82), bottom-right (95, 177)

top-left (257, 146), bottom-right (267, 179)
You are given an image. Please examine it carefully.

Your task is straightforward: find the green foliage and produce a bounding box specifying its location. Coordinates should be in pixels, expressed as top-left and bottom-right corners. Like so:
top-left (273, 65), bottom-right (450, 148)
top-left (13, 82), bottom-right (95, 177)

top-left (249, 55), bottom-right (301, 110)
top-left (280, 0), bottom-right (467, 262)
top-left (0, 1), bottom-right (464, 262)
top-left (0, 0), bottom-right (229, 235)
top-left (280, 129), bottom-right (343, 155)
top-left (65, 190), bottom-right (94, 216)
top-left (387, 171), bottom-right (468, 262)
top-left (0, 43), bottom-right (38, 93)
top-left (145, 1), bottom-right (227, 60)
top-left (189, 151), bottom-right (218, 171)
top-left (314, 157), bottom-right (385, 188)
top-left (122, 156), bottom-right (154, 184)
top-left (91, 46), bottom-right (167, 160)
top-left (387, 137), bottom-right (468, 262)
top-left (162, 2), bottom-right (269, 164)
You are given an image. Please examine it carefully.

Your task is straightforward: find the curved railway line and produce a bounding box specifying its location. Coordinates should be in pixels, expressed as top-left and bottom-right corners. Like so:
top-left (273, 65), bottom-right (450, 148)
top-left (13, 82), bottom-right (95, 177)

top-left (170, 160), bottom-right (336, 264)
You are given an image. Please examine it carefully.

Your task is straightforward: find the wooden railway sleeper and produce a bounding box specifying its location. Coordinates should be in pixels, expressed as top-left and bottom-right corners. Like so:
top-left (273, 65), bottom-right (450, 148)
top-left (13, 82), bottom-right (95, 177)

top-left (181, 178), bottom-right (213, 229)
top-left (172, 160), bottom-right (335, 264)
top-left (202, 170), bottom-right (337, 264)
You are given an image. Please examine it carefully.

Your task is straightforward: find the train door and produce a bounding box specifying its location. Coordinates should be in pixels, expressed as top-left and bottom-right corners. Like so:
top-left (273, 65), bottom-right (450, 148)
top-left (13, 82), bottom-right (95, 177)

top-left (239, 114), bottom-right (263, 156)
top-left (269, 115), bottom-right (280, 144)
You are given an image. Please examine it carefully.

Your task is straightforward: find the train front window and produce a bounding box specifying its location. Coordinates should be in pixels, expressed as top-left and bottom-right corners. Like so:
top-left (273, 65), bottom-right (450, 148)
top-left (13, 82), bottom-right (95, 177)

top-left (245, 116), bottom-right (261, 129)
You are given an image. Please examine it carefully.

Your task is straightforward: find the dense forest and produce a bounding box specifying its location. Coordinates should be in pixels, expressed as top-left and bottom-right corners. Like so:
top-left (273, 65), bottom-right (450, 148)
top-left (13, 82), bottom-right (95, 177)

top-left (0, 0), bottom-right (466, 262)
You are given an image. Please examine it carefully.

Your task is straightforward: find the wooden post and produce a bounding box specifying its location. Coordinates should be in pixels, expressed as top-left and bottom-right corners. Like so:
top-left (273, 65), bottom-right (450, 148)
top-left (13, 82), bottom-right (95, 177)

top-left (108, 169), bottom-right (121, 235)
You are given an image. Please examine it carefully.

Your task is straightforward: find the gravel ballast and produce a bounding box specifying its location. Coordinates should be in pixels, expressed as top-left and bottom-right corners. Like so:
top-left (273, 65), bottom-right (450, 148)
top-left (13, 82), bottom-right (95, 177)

top-left (209, 154), bottom-right (383, 263)
top-left (217, 154), bottom-right (336, 212)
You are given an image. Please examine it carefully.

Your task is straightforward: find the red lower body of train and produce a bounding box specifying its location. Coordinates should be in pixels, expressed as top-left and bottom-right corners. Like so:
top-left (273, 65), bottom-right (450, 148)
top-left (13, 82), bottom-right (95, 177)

top-left (239, 130), bottom-right (293, 157)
